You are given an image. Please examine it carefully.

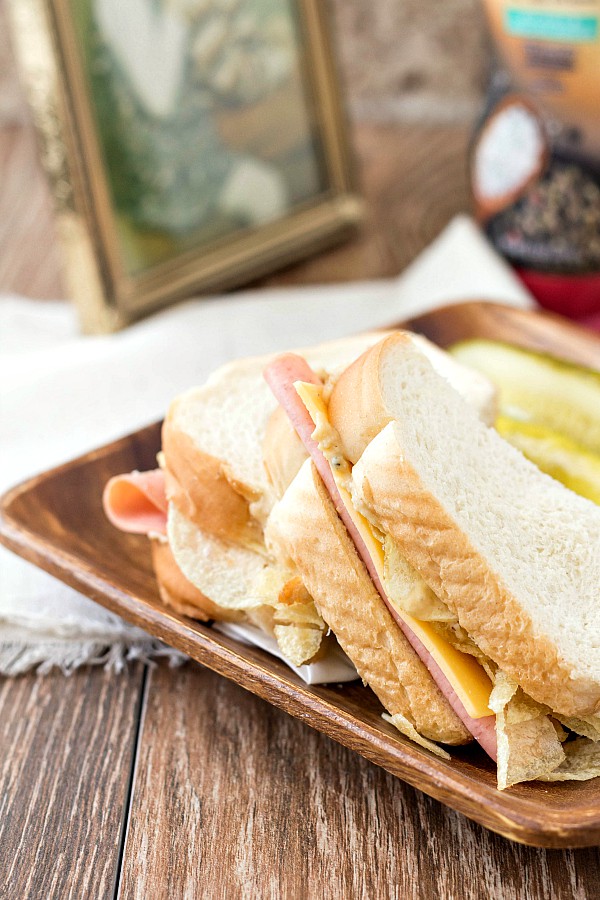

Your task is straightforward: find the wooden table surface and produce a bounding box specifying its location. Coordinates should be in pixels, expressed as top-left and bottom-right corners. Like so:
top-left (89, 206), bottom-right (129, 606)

top-left (1, 41), bottom-right (599, 900)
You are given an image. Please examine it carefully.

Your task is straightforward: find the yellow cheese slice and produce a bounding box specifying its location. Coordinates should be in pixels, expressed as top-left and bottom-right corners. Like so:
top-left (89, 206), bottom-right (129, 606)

top-left (295, 380), bottom-right (493, 719)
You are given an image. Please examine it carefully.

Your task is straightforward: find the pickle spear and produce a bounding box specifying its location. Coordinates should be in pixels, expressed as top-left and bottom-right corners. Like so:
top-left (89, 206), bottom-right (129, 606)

top-left (450, 339), bottom-right (600, 455)
top-left (450, 339), bottom-right (600, 503)
top-left (496, 416), bottom-right (600, 505)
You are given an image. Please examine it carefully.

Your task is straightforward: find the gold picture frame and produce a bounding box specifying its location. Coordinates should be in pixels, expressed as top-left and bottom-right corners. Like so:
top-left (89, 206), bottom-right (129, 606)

top-left (8, 0), bottom-right (362, 332)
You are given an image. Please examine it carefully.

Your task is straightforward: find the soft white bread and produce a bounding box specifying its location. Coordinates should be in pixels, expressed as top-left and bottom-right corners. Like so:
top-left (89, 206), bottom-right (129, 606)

top-left (328, 332), bottom-right (497, 465)
top-left (162, 330), bottom-right (496, 548)
top-left (162, 359), bottom-right (277, 548)
top-left (167, 504), bottom-right (331, 666)
top-left (350, 337), bottom-right (600, 717)
top-left (162, 427), bottom-right (264, 553)
top-left (266, 458), bottom-right (471, 744)
top-left (162, 333), bottom-right (395, 545)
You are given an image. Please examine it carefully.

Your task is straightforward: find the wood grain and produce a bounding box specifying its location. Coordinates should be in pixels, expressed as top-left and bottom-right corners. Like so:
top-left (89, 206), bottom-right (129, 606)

top-left (260, 124), bottom-right (472, 288)
top-left (119, 662), bottom-right (600, 900)
top-left (0, 122), bottom-right (64, 299)
top-left (2, 304), bottom-right (600, 851)
top-left (0, 114), bottom-right (471, 303)
top-left (0, 664), bottom-right (146, 900)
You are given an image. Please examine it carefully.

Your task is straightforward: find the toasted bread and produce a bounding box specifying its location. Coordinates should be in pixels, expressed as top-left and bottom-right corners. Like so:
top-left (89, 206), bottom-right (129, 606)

top-left (267, 459), bottom-right (471, 744)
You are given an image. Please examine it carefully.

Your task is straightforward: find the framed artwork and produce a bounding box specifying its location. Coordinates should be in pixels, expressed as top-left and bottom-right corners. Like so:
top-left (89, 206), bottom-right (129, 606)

top-left (8, 0), bottom-right (361, 331)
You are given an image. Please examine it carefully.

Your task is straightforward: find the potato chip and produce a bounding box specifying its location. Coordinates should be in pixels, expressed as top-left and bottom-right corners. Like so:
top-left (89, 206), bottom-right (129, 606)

top-left (540, 739), bottom-right (600, 782)
top-left (277, 575), bottom-right (312, 607)
top-left (430, 620), bottom-right (490, 662)
top-left (382, 538), bottom-right (454, 622)
top-left (273, 623), bottom-right (324, 667)
top-left (480, 658), bottom-right (498, 683)
top-left (252, 567), bottom-right (321, 625)
top-left (488, 670), bottom-right (518, 711)
top-left (551, 720), bottom-right (569, 743)
top-left (273, 602), bottom-right (324, 628)
top-left (383, 712), bottom-right (451, 760)
top-left (381, 537), bottom-right (492, 661)
top-left (489, 672), bottom-right (566, 790)
top-left (250, 566), bottom-right (292, 606)
top-left (557, 715), bottom-right (600, 742)
top-left (248, 566), bottom-right (327, 665)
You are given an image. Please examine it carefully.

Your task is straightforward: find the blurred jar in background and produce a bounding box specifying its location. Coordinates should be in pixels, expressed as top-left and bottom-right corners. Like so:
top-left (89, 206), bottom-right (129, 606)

top-left (483, 0), bottom-right (600, 164)
top-left (472, 0), bottom-right (600, 324)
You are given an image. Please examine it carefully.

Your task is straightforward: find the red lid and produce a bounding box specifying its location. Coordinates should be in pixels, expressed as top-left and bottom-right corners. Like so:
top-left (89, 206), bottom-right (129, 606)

top-left (515, 267), bottom-right (600, 320)
top-left (580, 309), bottom-right (600, 334)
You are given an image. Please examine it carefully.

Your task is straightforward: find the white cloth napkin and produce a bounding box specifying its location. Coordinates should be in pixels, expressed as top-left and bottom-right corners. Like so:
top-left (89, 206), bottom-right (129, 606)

top-left (0, 215), bottom-right (534, 678)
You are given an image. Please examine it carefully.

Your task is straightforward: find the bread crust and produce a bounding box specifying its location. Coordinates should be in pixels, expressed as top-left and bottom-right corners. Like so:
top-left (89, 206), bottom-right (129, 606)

top-left (151, 539), bottom-right (245, 622)
top-left (329, 333), bottom-right (497, 464)
top-left (162, 416), bottom-right (264, 552)
top-left (267, 461), bottom-right (471, 745)
top-left (328, 333), bottom-right (412, 465)
top-left (354, 427), bottom-right (600, 717)
top-left (160, 331), bottom-right (396, 548)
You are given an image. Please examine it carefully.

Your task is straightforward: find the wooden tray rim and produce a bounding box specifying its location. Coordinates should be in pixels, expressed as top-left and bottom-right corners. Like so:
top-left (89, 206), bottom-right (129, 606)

top-left (2, 302), bottom-right (600, 849)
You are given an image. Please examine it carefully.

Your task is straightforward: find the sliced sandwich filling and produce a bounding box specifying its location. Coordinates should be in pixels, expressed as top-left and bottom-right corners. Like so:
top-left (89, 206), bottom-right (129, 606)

top-left (264, 352), bottom-right (498, 759)
top-left (294, 380), bottom-right (495, 715)
top-left (264, 345), bottom-right (600, 787)
top-left (103, 462), bottom-right (331, 665)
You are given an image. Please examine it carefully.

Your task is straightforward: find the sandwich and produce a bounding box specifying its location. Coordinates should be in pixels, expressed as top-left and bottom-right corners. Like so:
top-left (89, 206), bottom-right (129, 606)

top-left (264, 333), bottom-right (600, 787)
top-left (103, 330), bottom-right (600, 788)
top-left (104, 330), bottom-right (493, 669)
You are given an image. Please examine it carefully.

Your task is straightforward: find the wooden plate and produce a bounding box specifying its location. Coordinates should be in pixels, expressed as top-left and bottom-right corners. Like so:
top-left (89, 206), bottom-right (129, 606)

top-left (1, 301), bottom-right (599, 849)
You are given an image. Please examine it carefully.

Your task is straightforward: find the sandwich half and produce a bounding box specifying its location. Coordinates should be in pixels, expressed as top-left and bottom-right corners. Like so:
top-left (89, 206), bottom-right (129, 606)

top-left (263, 333), bottom-right (600, 787)
top-left (103, 330), bottom-right (495, 677)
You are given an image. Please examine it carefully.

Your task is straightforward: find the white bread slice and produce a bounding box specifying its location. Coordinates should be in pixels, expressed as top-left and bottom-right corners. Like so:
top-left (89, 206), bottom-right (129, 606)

top-left (162, 332), bottom-right (395, 541)
top-left (350, 337), bottom-right (600, 718)
top-left (162, 330), bottom-right (496, 547)
top-left (328, 332), bottom-right (497, 465)
top-left (167, 504), bottom-right (331, 667)
top-left (266, 459), bottom-right (471, 745)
